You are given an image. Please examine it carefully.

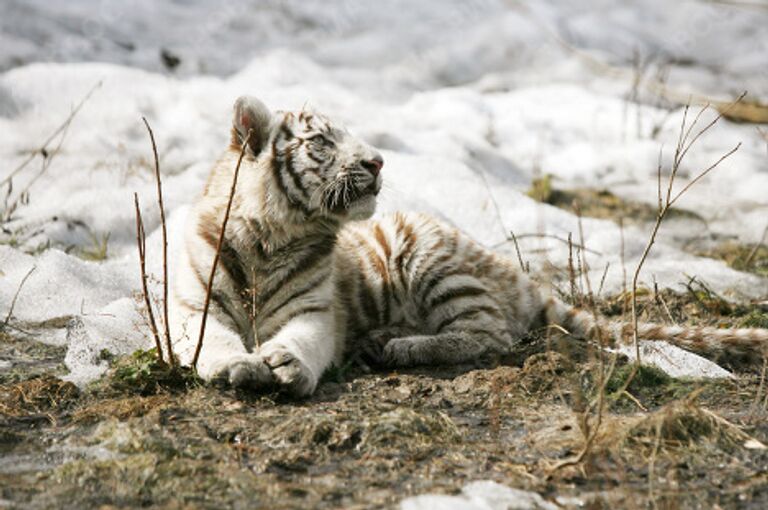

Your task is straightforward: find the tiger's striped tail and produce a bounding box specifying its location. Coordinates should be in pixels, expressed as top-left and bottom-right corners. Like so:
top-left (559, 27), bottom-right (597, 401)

top-left (544, 298), bottom-right (768, 364)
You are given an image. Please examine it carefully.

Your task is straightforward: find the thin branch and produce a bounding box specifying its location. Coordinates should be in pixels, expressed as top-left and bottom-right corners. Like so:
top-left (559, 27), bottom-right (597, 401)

top-left (567, 233), bottom-right (578, 304)
top-left (674, 92), bottom-right (746, 172)
top-left (3, 266), bottom-right (36, 326)
top-left (2, 119), bottom-right (74, 222)
top-left (1, 81), bottom-right (101, 188)
top-left (134, 193), bottom-right (164, 363)
top-left (745, 223), bottom-right (768, 268)
top-left (597, 261), bottom-right (610, 298)
top-left (473, 157), bottom-right (514, 248)
top-left (507, 232), bottom-right (603, 256)
top-left (670, 143), bottom-right (741, 207)
top-left (142, 117), bottom-right (174, 366)
top-left (193, 129), bottom-right (254, 369)
top-left (623, 95), bottom-right (741, 389)
top-left (509, 230), bottom-right (528, 273)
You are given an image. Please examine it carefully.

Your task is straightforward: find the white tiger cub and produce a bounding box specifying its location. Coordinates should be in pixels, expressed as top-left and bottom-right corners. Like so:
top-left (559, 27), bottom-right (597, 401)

top-left (170, 96), bottom-right (384, 396)
top-left (172, 96), bottom-right (768, 397)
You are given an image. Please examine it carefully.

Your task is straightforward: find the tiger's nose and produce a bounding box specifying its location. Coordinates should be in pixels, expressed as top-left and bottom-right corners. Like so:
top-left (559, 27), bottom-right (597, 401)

top-left (360, 154), bottom-right (384, 177)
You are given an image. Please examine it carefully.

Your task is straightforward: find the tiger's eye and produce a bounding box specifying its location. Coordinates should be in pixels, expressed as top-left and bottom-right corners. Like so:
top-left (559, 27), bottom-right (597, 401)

top-left (310, 134), bottom-right (334, 147)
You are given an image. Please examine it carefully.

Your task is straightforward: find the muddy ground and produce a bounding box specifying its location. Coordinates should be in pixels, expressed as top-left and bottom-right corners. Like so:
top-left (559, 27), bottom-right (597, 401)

top-left (2, 184), bottom-right (768, 509)
top-left (2, 288), bottom-right (768, 509)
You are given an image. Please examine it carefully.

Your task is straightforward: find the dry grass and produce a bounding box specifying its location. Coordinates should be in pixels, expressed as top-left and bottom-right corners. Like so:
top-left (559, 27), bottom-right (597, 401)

top-left (0, 375), bottom-right (78, 417)
top-left (71, 395), bottom-right (169, 425)
top-left (2, 329), bottom-right (767, 509)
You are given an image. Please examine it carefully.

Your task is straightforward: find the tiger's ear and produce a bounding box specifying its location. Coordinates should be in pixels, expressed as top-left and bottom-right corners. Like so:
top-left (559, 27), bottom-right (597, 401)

top-left (232, 96), bottom-right (272, 156)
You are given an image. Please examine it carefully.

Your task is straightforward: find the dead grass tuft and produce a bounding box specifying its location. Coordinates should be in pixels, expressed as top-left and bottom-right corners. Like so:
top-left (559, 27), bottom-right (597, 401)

top-left (696, 241), bottom-right (768, 279)
top-left (0, 375), bottom-right (79, 417)
top-left (72, 395), bottom-right (169, 425)
top-left (361, 408), bottom-right (461, 450)
top-left (623, 398), bottom-right (766, 454)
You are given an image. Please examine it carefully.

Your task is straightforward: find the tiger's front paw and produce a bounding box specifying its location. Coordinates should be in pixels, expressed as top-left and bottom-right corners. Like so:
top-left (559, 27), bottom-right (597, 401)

top-left (204, 353), bottom-right (274, 389)
top-left (260, 344), bottom-right (317, 397)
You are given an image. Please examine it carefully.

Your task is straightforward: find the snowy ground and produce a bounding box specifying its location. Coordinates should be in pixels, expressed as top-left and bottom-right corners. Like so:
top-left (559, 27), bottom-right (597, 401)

top-left (2, 0), bottom-right (767, 380)
top-left (1, 1), bottom-right (767, 507)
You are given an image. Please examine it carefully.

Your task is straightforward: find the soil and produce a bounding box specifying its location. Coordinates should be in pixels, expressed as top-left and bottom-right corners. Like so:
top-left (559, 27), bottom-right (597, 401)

top-left (1, 295), bottom-right (767, 510)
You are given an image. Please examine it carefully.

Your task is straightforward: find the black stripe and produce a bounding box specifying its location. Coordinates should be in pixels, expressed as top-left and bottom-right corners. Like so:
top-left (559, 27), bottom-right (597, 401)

top-left (306, 151), bottom-right (324, 164)
top-left (380, 281), bottom-right (391, 325)
top-left (414, 234), bottom-right (459, 297)
top-left (284, 143), bottom-right (310, 201)
top-left (357, 272), bottom-right (380, 327)
top-left (260, 272), bottom-right (329, 321)
top-left (270, 139), bottom-right (293, 202)
top-left (219, 237), bottom-right (248, 298)
top-left (280, 124), bottom-right (294, 140)
top-left (280, 305), bottom-right (329, 325)
top-left (244, 219), bottom-right (269, 259)
top-left (427, 285), bottom-right (487, 309)
top-left (270, 139), bottom-right (312, 216)
top-left (418, 265), bottom-right (465, 308)
top-left (257, 241), bottom-right (335, 307)
top-left (435, 305), bottom-right (502, 332)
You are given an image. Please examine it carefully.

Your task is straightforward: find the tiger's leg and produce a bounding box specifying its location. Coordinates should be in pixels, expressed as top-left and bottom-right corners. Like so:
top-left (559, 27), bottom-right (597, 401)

top-left (381, 306), bottom-right (514, 367)
top-left (256, 309), bottom-right (338, 397)
top-left (169, 236), bottom-right (274, 388)
top-left (171, 305), bottom-right (273, 388)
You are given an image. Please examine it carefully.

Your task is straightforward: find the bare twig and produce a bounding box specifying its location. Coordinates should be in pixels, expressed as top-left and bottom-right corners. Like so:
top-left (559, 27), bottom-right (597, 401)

top-left (547, 205), bottom-right (618, 478)
top-left (567, 233), bottom-right (578, 304)
top-left (142, 117), bottom-right (174, 366)
top-left (1, 81), bottom-right (101, 189)
top-left (744, 223), bottom-right (768, 268)
top-left (758, 127), bottom-right (768, 157)
top-left (502, 232), bottom-right (603, 256)
top-left (751, 355), bottom-right (768, 419)
top-left (2, 118), bottom-right (73, 222)
top-left (597, 261), bottom-right (610, 298)
top-left (134, 193), bottom-right (164, 362)
top-left (653, 277), bottom-right (677, 325)
top-left (473, 157), bottom-right (511, 244)
top-left (193, 129), bottom-right (254, 369)
top-left (3, 266), bottom-right (36, 327)
top-left (623, 95), bottom-right (742, 389)
top-left (509, 230), bottom-right (528, 273)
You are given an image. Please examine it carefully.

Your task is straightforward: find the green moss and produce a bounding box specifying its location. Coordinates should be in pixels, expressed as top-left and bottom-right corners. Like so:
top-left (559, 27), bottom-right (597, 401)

top-left (105, 349), bottom-right (201, 396)
top-left (603, 363), bottom-right (710, 411)
top-left (737, 309), bottom-right (768, 329)
top-left (78, 231), bottom-right (110, 261)
top-left (526, 174), bottom-right (554, 202)
top-left (606, 364), bottom-right (672, 395)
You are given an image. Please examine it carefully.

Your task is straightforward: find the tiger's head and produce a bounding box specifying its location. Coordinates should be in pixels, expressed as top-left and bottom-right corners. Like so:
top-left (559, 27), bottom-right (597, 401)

top-left (232, 96), bottom-right (383, 221)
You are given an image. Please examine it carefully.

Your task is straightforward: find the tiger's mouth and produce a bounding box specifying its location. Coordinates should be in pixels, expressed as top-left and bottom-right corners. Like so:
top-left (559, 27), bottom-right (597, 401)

top-left (323, 179), bottom-right (381, 214)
